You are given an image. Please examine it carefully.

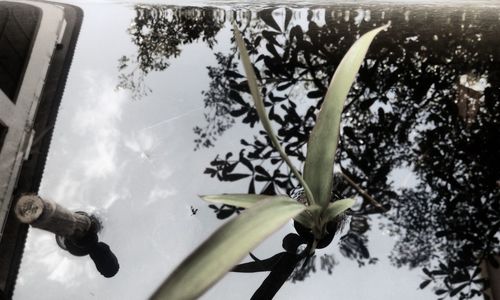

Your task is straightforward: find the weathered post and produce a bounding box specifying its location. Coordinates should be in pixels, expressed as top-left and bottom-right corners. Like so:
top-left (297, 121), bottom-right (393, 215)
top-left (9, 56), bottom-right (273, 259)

top-left (15, 194), bottom-right (92, 238)
top-left (14, 194), bottom-right (119, 278)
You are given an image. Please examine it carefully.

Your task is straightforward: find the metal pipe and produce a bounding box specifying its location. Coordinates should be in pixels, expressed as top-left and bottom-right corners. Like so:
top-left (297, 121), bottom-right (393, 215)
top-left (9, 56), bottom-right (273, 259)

top-left (14, 194), bottom-right (91, 239)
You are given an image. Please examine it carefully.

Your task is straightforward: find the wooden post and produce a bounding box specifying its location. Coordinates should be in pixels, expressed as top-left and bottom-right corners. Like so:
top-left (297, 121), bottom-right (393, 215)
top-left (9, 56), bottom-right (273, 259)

top-left (14, 194), bottom-right (91, 239)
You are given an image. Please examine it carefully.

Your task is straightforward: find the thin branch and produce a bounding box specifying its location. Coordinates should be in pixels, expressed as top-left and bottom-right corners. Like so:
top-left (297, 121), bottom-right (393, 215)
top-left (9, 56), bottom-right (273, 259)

top-left (339, 171), bottom-right (388, 212)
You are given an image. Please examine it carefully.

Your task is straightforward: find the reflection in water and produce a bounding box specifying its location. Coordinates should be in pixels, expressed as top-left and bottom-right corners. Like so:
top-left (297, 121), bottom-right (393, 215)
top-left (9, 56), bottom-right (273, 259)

top-left (120, 5), bottom-right (500, 299)
top-left (117, 6), bottom-right (224, 100)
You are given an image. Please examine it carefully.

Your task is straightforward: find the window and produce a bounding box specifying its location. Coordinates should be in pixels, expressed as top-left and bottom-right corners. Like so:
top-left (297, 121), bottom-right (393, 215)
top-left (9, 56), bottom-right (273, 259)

top-left (0, 2), bottom-right (41, 102)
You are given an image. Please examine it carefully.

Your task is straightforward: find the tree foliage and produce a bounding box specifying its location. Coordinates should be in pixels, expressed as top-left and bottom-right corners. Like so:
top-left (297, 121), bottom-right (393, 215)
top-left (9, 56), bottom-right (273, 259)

top-left (122, 5), bottom-right (500, 299)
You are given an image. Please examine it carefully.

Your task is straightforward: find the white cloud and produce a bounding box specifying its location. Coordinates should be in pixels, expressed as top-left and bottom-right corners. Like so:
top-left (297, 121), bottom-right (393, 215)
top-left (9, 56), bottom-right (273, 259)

top-left (123, 130), bottom-right (155, 161)
top-left (152, 164), bottom-right (173, 180)
top-left (102, 188), bottom-right (131, 210)
top-left (72, 71), bottom-right (128, 179)
top-left (39, 71), bottom-right (130, 210)
top-left (49, 175), bottom-right (83, 206)
top-left (18, 231), bottom-right (96, 288)
top-left (47, 257), bottom-right (96, 286)
top-left (146, 186), bottom-right (176, 206)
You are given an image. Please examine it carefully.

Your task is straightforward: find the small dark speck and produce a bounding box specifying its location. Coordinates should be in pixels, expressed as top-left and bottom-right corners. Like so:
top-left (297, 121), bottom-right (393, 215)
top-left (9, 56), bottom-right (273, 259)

top-left (190, 206), bottom-right (198, 215)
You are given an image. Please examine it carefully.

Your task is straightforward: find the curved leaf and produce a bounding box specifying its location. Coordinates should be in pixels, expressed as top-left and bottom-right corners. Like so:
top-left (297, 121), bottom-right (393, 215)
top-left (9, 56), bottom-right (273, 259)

top-left (151, 196), bottom-right (305, 300)
top-left (233, 24), bottom-right (315, 206)
top-left (303, 24), bottom-right (389, 208)
top-left (200, 194), bottom-right (270, 208)
top-left (322, 198), bottom-right (356, 223)
top-left (419, 280), bottom-right (432, 289)
top-left (293, 211), bottom-right (315, 229)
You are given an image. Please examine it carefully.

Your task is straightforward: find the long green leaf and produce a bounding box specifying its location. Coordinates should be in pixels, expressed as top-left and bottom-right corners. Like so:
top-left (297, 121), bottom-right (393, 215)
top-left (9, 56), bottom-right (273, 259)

top-left (293, 210), bottom-right (315, 229)
top-left (200, 194), bottom-right (272, 208)
top-left (233, 24), bottom-right (316, 206)
top-left (201, 194), bottom-right (314, 228)
top-left (151, 196), bottom-right (305, 300)
top-left (303, 24), bottom-right (388, 209)
top-left (322, 198), bottom-right (356, 223)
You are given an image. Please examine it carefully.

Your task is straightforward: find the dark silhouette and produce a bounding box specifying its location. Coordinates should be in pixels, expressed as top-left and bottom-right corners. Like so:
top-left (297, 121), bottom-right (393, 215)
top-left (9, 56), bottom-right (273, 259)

top-left (121, 5), bottom-right (500, 299)
top-left (57, 215), bottom-right (120, 278)
top-left (88, 242), bottom-right (120, 278)
top-left (117, 5), bottom-right (225, 100)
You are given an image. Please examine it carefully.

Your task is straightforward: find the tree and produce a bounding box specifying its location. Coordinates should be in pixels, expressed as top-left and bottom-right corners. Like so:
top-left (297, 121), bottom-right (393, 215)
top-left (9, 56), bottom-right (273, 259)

top-left (121, 5), bottom-right (500, 299)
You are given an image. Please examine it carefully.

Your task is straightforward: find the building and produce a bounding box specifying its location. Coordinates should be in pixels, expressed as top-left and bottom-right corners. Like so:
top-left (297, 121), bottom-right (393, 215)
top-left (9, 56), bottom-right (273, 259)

top-left (0, 1), bottom-right (82, 298)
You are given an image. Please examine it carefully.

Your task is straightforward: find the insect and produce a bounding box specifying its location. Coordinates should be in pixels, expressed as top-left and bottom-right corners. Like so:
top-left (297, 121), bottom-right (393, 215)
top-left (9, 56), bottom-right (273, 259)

top-left (190, 206), bottom-right (198, 216)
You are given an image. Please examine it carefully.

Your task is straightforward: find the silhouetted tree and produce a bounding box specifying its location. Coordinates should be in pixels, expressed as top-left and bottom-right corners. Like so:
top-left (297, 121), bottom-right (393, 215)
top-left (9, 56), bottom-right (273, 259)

top-left (117, 5), bottom-right (225, 100)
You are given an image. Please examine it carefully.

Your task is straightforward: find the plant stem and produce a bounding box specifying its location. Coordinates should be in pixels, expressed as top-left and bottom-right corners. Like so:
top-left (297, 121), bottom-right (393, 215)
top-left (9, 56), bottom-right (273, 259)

top-left (340, 171), bottom-right (387, 212)
top-left (309, 239), bottom-right (318, 255)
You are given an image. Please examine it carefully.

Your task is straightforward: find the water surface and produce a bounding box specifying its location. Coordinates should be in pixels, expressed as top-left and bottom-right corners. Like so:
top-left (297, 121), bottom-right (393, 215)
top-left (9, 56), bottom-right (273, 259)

top-left (15, 2), bottom-right (500, 299)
